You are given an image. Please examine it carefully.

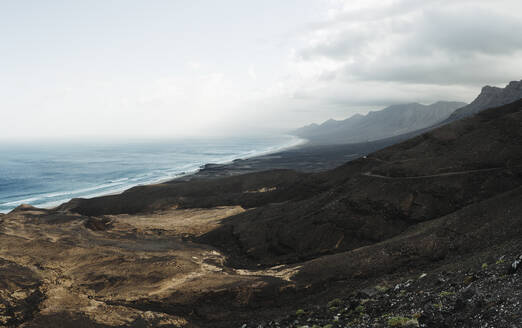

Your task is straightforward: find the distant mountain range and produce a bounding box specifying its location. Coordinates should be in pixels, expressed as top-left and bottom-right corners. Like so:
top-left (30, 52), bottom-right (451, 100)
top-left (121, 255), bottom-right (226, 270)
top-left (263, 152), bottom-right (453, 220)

top-left (293, 80), bottom-right (522, 145)
top-left (292, 101), bottom-right (466, 144)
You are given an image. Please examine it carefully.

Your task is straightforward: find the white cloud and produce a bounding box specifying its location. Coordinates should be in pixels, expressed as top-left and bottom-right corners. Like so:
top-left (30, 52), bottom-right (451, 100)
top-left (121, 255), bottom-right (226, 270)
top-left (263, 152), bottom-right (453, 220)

top-left (187, 61), bottom-right (202, 70)
top-left (248, 66), bottom-right (257, 80)
top-left (294, 0), bottom-right (522, 86)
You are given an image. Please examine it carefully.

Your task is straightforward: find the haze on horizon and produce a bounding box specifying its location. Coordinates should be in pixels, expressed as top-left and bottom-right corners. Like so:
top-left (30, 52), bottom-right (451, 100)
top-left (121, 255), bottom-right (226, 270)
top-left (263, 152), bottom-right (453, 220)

top-left (2, 0), bottom-right (522, 141)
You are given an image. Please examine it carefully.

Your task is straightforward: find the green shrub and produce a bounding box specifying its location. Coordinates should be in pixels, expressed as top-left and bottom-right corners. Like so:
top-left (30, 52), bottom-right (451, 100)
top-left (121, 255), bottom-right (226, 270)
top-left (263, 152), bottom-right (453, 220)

top-left (375, 284), bottom-right (390, 292)
top-left (296, 309), bottom-right (306, 316)
top-left (327, 298), bottom-right (342, 308)
top-left (355, 305), bottom-right (365, 313)
top-left (387, 316), bottom-right (419, 327)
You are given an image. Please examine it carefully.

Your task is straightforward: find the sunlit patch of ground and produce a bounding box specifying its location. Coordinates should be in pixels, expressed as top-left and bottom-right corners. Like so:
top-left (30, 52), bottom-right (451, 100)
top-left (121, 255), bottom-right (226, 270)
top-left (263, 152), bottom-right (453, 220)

top-left (0, 205), bottom-right (299, 327)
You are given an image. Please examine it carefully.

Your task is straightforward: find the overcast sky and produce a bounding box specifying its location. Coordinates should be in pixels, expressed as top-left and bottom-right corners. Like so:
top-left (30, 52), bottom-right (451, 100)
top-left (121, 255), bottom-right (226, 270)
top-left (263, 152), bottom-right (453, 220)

top-left (2, 0), bottom-right (522, 141)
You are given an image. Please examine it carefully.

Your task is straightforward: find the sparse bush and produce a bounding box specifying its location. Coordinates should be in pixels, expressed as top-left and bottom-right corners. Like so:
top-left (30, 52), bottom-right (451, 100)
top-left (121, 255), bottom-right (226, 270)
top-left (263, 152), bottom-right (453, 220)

top-left (296, 308), bottom-right (306, 316)
top-left (387, 316), bottom-right (419, 327)
top-left (327, 298), bottom-right (342, 308)
top-left (375, 284), bottom-right (390, 292)
top-left (439, 291), bottom-right (455, 297)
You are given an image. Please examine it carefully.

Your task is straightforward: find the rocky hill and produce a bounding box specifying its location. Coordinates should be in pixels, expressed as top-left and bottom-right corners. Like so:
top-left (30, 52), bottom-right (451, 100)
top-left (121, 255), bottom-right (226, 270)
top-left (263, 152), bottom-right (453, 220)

top-left (447, 80), bottom-right (522, 121)
top-left (198, 99), bottom-right (522, 268)
top-left (292, 101), bottom-right (466, 145)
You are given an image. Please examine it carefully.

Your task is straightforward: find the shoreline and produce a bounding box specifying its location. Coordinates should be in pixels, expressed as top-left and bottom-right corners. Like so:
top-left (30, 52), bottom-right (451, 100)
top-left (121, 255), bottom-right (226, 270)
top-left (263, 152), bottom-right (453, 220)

top-left (2, 132), bottom-right (410, 214)
top-left (3, 130), bottom-right (411, 214)
top-left (82, 136), bottom-right (310, 198)
top-left (82, 136), bottom-right (310, 196)
top-left (0, 136), bottom-right (308, 214)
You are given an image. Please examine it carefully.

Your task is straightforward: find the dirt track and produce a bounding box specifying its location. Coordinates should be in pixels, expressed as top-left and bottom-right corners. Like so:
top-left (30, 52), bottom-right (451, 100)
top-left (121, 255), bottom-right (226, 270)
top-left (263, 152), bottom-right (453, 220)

top-left (361, 166), bottom-right (511, 179)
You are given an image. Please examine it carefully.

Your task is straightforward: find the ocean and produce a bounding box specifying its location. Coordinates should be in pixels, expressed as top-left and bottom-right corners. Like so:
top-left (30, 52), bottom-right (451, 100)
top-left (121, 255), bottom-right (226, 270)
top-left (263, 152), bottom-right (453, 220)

top-left (0, 135), bottom-right (303, 213)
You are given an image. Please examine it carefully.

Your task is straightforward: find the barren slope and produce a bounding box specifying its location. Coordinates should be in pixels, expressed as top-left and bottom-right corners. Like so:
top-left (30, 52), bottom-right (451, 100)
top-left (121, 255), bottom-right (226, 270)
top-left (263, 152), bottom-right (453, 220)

top-left (1, 99), bottom-right (521, 327)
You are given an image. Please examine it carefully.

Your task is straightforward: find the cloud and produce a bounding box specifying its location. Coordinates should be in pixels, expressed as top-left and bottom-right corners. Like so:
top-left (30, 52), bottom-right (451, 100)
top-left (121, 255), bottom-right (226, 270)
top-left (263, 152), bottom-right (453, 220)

top-left (293, 0), bottom-right (522, 87)
top-left (248, 66), bottom-right (257, 80)
top-left (415, 8), bottom-right (522, 56)
top-left (187, 61), bottom-right (202, 70)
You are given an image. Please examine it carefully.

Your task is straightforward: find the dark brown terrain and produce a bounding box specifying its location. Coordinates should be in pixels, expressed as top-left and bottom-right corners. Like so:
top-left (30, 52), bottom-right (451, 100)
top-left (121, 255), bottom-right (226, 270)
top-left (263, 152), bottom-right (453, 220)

top-left (1, 99), bottom-right (521, 327)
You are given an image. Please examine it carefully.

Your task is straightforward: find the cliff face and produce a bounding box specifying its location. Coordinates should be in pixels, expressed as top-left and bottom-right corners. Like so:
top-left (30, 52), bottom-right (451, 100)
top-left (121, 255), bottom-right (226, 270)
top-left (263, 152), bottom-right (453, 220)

top-left (292, 101), bottom-right (466, 145)
top-left (448, 80), bottom-right (522, 120)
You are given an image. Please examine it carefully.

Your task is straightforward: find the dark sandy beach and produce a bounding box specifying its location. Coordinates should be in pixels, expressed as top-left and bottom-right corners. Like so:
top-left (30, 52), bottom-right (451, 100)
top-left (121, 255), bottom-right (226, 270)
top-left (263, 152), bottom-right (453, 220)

top-left (182, 132), bottom-right (418, 180)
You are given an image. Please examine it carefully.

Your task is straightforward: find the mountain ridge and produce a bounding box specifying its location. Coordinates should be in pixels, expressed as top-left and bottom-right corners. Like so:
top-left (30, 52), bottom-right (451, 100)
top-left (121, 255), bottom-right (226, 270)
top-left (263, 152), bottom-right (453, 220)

top-left (446, 79), bottom-right (522, 120)
top-left (292, 101), bottom-right (467, 145)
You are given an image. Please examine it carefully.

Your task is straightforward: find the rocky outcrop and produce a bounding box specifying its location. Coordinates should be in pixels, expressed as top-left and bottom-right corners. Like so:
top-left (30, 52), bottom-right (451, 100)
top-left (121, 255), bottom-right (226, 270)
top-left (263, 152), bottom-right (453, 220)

top-left (447, 79), bottom-right (522, 120)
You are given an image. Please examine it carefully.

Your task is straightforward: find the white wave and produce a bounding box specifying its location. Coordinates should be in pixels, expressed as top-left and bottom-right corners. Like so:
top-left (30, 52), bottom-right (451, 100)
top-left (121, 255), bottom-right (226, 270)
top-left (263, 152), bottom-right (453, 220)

top-left (1, 197), bottom-right (41, 207)
top-left (0, 180), bottom-right (132, 210)
top-left (41, 181), bottom-right (129, 199)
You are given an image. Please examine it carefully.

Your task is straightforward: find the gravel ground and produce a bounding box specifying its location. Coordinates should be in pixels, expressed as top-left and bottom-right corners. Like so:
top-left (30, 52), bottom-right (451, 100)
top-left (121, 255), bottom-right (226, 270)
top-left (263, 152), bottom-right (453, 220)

top-left (240, 251), bottom-right (522, 328)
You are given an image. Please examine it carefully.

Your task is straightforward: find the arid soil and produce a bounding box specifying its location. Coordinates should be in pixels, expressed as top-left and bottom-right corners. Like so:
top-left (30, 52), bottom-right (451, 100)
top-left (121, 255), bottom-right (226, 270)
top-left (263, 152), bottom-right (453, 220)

top-left (0, 205), bottom-right (303, 327)
top-left (1, 100), bottom-right (521, 327)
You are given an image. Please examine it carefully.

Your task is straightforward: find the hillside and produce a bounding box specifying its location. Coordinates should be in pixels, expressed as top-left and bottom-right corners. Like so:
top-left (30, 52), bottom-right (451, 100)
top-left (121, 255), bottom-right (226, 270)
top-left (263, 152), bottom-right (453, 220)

top-left (447, 80), bottom-right (522, 121)
top-left (292, 101), bottom-right (466, 145)
top-left (0, 99), bottom-right (521, 327)
top-left (198, 98), bottom-right (522, 268)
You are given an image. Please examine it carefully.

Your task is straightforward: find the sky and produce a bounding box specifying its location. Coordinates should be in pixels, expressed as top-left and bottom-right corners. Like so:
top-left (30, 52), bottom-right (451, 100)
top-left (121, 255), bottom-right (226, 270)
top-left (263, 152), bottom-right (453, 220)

top-left (2, 0), bottom-right (522, 141)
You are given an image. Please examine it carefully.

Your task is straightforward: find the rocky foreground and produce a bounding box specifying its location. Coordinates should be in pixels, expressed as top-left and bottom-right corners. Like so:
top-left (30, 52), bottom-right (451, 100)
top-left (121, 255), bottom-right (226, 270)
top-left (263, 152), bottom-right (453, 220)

top-left (1, 99), bottom-right (521, 327)
top-left (242, 246), bottom-right (522, 328)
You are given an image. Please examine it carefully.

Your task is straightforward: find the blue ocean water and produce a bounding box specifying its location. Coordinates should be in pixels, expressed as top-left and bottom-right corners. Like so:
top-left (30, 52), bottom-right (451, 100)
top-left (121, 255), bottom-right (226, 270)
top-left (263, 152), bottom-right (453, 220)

top-left (0, 135), bottom-right (303, 213)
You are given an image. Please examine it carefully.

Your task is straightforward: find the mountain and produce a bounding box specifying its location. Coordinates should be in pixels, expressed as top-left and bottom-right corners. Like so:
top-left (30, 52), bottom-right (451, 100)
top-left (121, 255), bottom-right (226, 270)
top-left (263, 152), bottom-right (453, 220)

top-left (447, 79), bottom-right (522, 121)
top-left (292, 101), bottom-right (467, 144)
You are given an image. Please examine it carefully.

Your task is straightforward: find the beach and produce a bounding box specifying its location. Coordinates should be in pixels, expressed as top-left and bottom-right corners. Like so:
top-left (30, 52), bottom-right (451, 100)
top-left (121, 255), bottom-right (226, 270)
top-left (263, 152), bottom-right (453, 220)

top-left (0, 135), bottom-right (304, 213)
